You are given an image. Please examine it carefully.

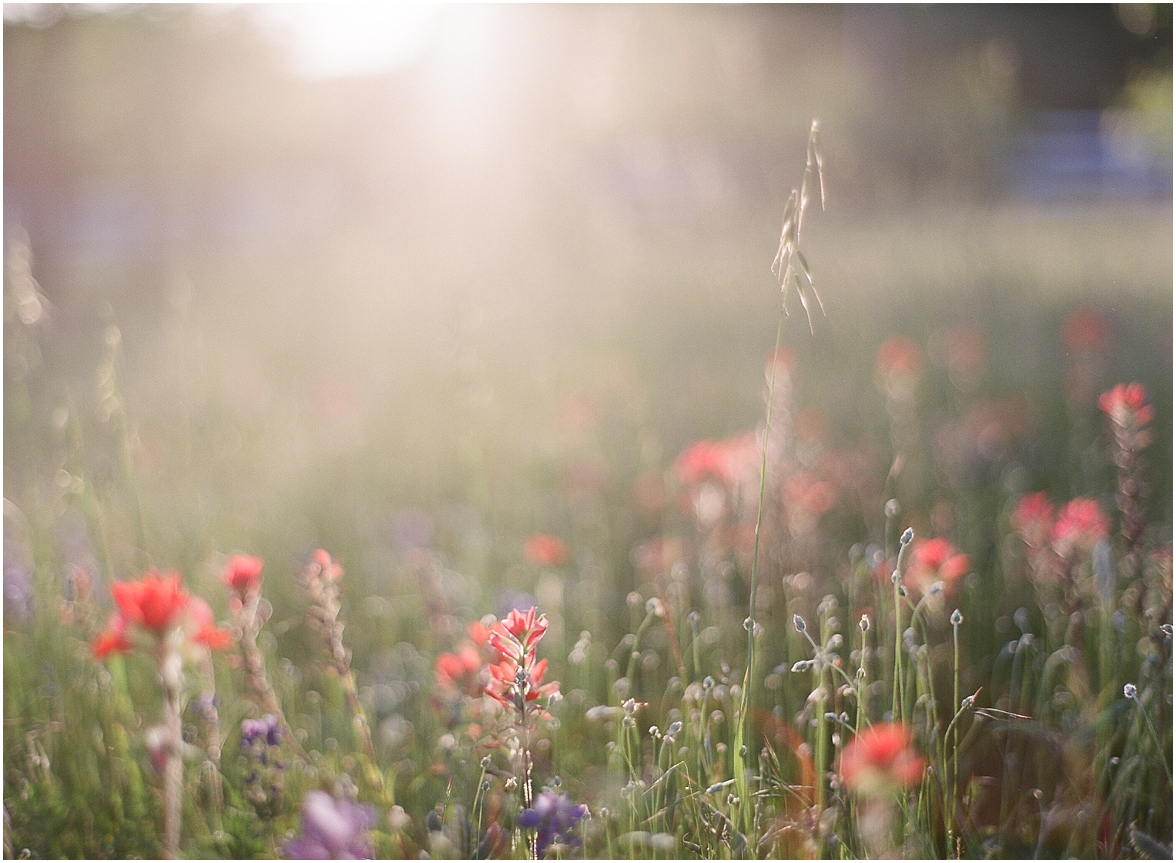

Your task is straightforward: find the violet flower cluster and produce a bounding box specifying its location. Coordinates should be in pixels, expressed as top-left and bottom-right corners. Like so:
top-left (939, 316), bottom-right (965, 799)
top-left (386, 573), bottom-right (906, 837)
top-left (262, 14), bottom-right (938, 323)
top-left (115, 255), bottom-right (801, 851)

top-left (240, 714), bottom-right (285, 818)
top-left (516, 790), bottom-right (589, 858)
top-left (284, 791), bottom-right (376, 860)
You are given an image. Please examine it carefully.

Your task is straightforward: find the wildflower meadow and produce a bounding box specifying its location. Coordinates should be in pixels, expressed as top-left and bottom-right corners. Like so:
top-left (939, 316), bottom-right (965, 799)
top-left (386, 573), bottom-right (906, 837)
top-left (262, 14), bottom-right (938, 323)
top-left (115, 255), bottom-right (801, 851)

top-left (3, 5), bottom-right (1172, 860)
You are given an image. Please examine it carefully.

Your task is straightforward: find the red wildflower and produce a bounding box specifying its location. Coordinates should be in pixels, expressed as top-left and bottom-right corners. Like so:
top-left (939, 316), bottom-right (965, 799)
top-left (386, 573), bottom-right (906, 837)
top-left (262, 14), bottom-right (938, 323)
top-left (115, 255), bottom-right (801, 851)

top-left (435, 645), bottom-right (483, 689)
top-left (222, 554), bottom-right (265, 597)
top-left (1099, 382), bottom-right (1153, 428)
top-left (905, 537), bottom-right (969, 600)
top-left (1011, 492), bottom-right (1055, 550)
top-left (486, 656), bottom-right (558, 706)
top-left (188, 597), bottom-right (233, 650)
top-left (490, 607), bottom-right (549, 659)
top-left (91, 613), bottom-right (132, 659)
top-left (523, 534), bottom-right (568, 568)
top-left (483, 606), bottom-right (559, 710)
top-left (1051, 498), bottom-right (1109, 558)
top-left (674, 432), bottom-right (759, 490)
top-left (94, 572), bottom-right (231, 658)
top-left (674, 440), bottom-right (731, 486)
top-left (784, 472), bottom-right (837, 516)
top-left (839, 723), bottom-right (925, 794)
top-left (111, 570), bottom-right (190, 633)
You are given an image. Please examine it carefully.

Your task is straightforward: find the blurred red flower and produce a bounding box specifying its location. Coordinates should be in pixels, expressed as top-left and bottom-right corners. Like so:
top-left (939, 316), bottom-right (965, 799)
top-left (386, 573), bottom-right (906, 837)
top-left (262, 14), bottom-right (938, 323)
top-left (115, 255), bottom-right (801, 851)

top-left (674, 440), bottom-right (731, 486)
top-left (839, 722), bottom-right (925, 794)
top-left (91, 613), bottom-right (132, 659)
top-left (189, 596), bottom-right (233, 650)
top-left (311, 549), bottom-right (343, 582)
top-left (1099, 382), bottom-right (1153, 427)
top-left (486, 656), bottom-right (558, 706)
top-left (674, 432), bottom-right (759, 489)
top-left (905, 537), bottom-right (969, 600)
top-left (875, 336), bottom-right (924, 380)
top-left (435, 644), bottom-right (484, 694)
top-left (112, 570), bottom-right (190, 633)
top-left (784, 472), bottom-right (837, 516)
top-left (94, 570), bottom-right (231, 658)
top-left (1011, 492), bottom-right (1055, 550)
top-left (1051, 498), bottom-right (1109, 558)
top-left (222, 554), bottom-right (264, 597)
top-left (523, 534), bottom-right (568, 568)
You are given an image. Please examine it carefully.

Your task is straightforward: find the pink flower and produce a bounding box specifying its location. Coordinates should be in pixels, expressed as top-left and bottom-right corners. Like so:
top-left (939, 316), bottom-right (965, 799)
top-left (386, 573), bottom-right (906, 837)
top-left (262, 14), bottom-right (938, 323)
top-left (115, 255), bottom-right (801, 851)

top-left (523, 534), bottom-right (568, 568)
top-left (784, 472), bottom-right (837, 516)
top-left (674, 440), bottom-right (733, 486)
top-left (875, 336), bottom-right (924, 381)
top-left (188, 596), bottom-right (233, 650)
top-left (674, 432), bottom-right (758, 489)
top-left (311, 549), bottom-right (343, 582)
top-left (1099, 382), bottom-right (1153, 428)
top-left (489, 607), bottom-right (548, 659)
top-left (221, 554), bottom-right (264, 598)
top-left (1011, 492), bottom-right (1055, 550)
top-left (435, 645), bottom-right (484, 693)
top-left (483, 607), bottom-right (558, 710)
top-left (1051, 498), bottom-right (1109, 558)
top-left (839, 723), bottom-right (925, 794)
top-left (905, 537), bottom-right (969, 600)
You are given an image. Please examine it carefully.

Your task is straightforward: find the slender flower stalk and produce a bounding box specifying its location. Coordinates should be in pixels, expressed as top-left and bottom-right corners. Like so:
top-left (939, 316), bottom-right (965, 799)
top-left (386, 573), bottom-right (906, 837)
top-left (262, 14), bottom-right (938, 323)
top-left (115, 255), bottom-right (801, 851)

top-left (486, 607), bottom-right (558, 859)
top-left (221, 555), bottom-right (306, 753)
top-left (301, 550), bottom-right (376, 764)
top-left (91, 570), bottom-right (231, 858)
top-left (1100, 383), bottom-right (1153, 596)
top-left (949, 607), bottom-right (963, 853)
top-left (892, 528), bottom-right (914, 722)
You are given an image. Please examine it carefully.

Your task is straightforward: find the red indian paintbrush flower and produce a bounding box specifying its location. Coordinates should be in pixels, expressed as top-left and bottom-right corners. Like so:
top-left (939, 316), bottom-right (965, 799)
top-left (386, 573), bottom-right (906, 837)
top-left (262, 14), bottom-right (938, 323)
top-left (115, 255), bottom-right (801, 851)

top-left (222, 554), bottom-right (265, 597)
top-left (839, 722), bottom-right (925, 794)
top-left (91, 613), bottom-right (133, 659)
top-left (189, 596), bottom-right (234, 650)
top-left (92, 569), bottom-right (232, 658)
top-left (903, 537), bottom-right (969, 601)
top-left (1098, 382), bottom-right (1153, 427)
top-left (1012, 492), bottom-right (1055, 550)
top-left (484, 607), bottom-right (559, 708)
top-left (111, 569), bottom-right (190, 632)
top-left (486, 656), bottom-right (558, 706)
top-left (1050, 498), bottom-right (1109, 559)
top-left (523, 534), bottom-right (568, 568)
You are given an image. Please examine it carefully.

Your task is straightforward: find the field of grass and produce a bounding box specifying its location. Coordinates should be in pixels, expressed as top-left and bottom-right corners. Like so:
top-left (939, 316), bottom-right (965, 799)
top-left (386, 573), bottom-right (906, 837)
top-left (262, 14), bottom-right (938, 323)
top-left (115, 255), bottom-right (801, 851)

top-left (4, 106), bottom-right (1173, 860)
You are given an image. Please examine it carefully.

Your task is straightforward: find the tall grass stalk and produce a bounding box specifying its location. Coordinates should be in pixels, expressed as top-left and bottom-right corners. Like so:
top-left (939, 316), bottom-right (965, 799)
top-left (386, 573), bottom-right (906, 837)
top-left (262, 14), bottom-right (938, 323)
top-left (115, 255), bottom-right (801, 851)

top-left (735, 116), bottom-right (824, 838)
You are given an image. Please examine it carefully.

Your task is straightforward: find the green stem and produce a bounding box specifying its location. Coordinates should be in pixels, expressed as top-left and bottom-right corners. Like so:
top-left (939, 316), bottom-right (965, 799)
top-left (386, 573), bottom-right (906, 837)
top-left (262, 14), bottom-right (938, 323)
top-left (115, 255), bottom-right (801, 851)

top-left (1130, 690), bottom-right (1173, 788)
top-left (891, 529), bottom-right (914, 721)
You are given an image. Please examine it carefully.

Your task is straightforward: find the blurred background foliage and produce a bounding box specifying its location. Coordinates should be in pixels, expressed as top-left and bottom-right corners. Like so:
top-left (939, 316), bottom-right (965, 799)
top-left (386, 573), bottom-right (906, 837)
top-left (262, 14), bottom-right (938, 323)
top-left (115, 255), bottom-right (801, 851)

top-left (4, 2), bottom-right (1171, 658)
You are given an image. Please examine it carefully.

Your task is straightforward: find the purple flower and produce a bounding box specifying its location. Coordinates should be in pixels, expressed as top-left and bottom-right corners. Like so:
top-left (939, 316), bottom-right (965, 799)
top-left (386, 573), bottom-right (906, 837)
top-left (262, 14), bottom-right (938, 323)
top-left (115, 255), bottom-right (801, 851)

top-left (284, 791), bottom-right (376, 859)
top-left (242, 714), bottom-right (283, 749)
top-left (517, 791), bottom-right (589, 858)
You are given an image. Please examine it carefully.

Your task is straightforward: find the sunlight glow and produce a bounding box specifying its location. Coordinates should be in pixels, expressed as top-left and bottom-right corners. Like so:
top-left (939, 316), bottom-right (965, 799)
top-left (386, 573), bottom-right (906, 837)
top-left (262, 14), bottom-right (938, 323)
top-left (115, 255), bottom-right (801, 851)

top-left (254, 4), bottom-right (439, 80)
